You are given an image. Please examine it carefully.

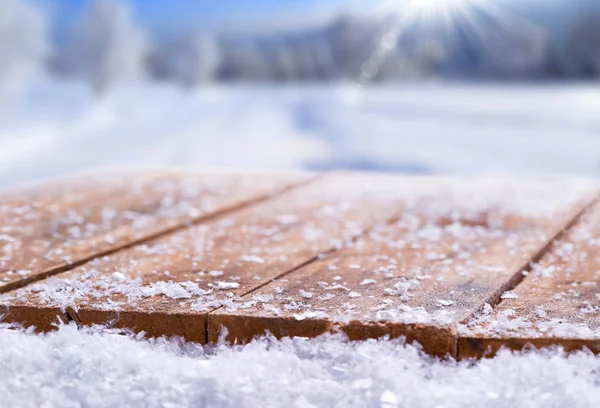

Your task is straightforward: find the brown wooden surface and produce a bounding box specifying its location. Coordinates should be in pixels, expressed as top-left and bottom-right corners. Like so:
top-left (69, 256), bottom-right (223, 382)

top-left (0, 173), bottom-right (429, 339)
top-left (0, 170), bottom-right (162, 228)
top-left (208, 179), bottom-right (597, 357)
top-left (0, 170), bottom-right (310, 292)
top-left (0, 172), bottom-right (599, 359)
top-left (458, 200), bottom-right (600, 359)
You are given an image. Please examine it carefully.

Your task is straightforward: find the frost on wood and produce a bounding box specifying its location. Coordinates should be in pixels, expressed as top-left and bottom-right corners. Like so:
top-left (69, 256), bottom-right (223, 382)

top-left (208, 177), bottom-right (598, 348)
top-left (1, 174), bottom-right (598, 353)
top-left (0, 170), bottom-right (306, 291)
top-left (211, 210), bottom-right (546, 328)
top-left (4, 173), bottom-right (439, 317)
top-left (460, 202), bottom-right (600, 343)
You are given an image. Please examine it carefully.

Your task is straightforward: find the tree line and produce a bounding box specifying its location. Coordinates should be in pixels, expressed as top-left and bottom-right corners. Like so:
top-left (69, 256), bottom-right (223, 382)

top-left (3, 0), bottom-right (600, 92)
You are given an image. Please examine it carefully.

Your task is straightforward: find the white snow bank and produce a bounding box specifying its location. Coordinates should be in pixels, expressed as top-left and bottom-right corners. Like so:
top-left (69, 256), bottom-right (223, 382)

top-left (1, 82), bottom-right (600, 187)
top-left (0, 323), bottom-right (599, 408)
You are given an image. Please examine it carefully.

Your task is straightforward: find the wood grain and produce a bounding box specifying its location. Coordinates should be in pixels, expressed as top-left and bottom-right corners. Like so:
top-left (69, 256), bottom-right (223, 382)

top-left (0, 173), bottom-right (428, 339)
top-left (459, 200), bottom-right (600, 359)
top-left (208, 178), bottom-right (598, 357)
top-left (0, 170), bottom-right (310, 292)
top-left (1, 174), bottom-right (597, 359)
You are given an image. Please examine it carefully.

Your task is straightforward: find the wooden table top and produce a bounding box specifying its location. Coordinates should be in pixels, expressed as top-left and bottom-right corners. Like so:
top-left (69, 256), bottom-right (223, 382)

top-left (1, 169), bottom-right (598, 359)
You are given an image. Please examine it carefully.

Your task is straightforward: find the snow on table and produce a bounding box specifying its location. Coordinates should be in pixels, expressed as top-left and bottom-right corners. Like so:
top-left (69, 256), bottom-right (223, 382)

top-left (1, 173), bottom-right (434, 340)
top-left (0, 170), bottom-right (598, 359)
top-left (208, 179), bottom-right (597, 357)
top-left (0, 169), bottom-right (309, 292)
top-left (459, 201), bottom-right (600, 358)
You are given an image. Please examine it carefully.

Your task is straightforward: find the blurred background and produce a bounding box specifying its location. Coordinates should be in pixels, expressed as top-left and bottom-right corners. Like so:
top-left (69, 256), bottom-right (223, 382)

top-left (1, 0), bottom-right (599, 187)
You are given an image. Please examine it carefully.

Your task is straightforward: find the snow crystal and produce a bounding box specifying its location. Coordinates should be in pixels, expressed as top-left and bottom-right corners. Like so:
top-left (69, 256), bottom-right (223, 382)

top-left (317, 293), bottom-right (336, 301)
top-left (501, 291), bottom-right (519, 299)
top-left (383, 279), bottom-right (419, 300)
top-left (276, 214), bottom-right (299, 225)
top-left (298, 290), bottom-right (313, 299)
top-left (208, 270), bottom-right (224, 277)
top-left (111, 272), bottom-right (126, 283)
top-left (380, 390), bottom-right (398, 407)
top-left (482, 303), bottom-right (493, 315)
top-left (317, 281), bottom-right (349, 291)
top-left (360, 279), bottom-right (376, 285)
top-left (531, 263), bottom-right (557, 279)
top-left (496, 313), bottom-right (532, 332)
top-left (292, 311), bottom-right (326, 321)
top-left (251, 294), bottom-right (274, 303)
top-left (215, 281), bottom-right (240, 290)
top-left (240, 255), bottom-right (265, 264)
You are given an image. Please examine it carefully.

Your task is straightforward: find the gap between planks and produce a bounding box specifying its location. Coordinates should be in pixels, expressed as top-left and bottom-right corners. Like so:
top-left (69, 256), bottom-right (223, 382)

top-left (204, 189), bottom-right (600, 360)
top-left (455, 193), bottom-right (600, 359)
top-left (461, 193), bottom-right (600, 323)
top-left (201, 202), bottom-right (408, 350)
top-left (0, 174), bottom-right (321, 294)
top-left (4, 175), bottom-right (599, 361)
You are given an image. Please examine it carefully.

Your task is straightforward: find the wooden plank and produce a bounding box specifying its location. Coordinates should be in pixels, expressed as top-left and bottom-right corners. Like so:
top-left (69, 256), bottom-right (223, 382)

top-left (0, 173), bottom-right (428, 338)
top-left (0, 168), bottom-right (214, 223)
top-left (1, 175), bottom-right (596, 357)
top-left (458, 200), bottom-right (600, 359)
top-left (207, 178), bottom-right (598, 357)
top-left (0, 170), bottom-right (310, 292)
top-left (0, 169), bottom-right (160, 226)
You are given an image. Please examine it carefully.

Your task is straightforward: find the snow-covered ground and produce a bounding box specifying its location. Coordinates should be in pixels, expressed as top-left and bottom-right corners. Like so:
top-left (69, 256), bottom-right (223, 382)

top-left (1, 323), bottom-right (599, 408)
top-left (1, 82), bottom-right (600, 407)
top-left (1, 81), bottom-right (599, 187)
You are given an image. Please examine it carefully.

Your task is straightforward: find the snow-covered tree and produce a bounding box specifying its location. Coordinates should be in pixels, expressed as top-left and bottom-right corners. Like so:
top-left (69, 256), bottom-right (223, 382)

top-left (219, 42), bottom-right (271, 81)
top-left (268, 43), bottom-right (298, 81)
top-left (65, 0), bottom-right (148, 92)
top-left (561, 14), bottom-right (600, 77)
top-left (305, 40), bottom-right (336, 80)
top-left (150, 33), bottom-right (220, 88)
top-left (0, 0), bottom-right (48, 91)
top-left (181, 35), bottom-right (220, 86)
top-left (476, 15), bottom-right (548, 78)
top-left (328, 15), bottom-right (370, 79)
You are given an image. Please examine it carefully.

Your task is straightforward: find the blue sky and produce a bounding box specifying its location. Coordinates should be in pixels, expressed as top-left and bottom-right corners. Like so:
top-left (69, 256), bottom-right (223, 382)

top-left (41, 0), bottom-right (371, 34)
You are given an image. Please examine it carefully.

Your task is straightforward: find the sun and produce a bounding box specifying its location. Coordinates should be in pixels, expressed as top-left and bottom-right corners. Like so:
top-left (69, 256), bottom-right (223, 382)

top-left (373, 0), bottom-right (492, 23)
top-left (351, 0), bottom-right (546, 85)
top-left (408, 0), bottom-right (461, 11)
top-left (376, 0), bottom-right (466, 16)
